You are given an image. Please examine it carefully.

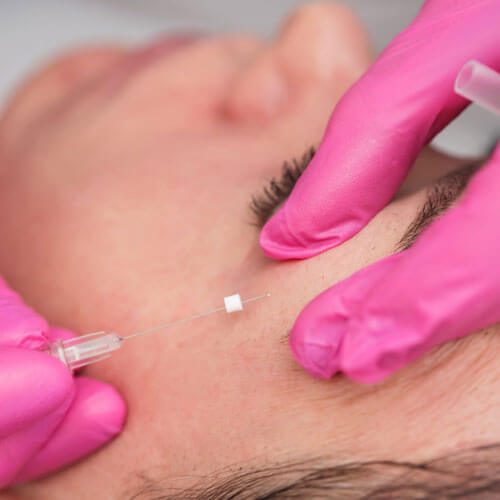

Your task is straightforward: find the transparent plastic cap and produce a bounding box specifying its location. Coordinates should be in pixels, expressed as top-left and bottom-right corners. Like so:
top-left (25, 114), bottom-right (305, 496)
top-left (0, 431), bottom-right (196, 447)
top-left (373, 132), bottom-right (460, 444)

top-left (455, 60), bottom-right (500, 116)
top-left (49, 331), bottom-right (123, 370)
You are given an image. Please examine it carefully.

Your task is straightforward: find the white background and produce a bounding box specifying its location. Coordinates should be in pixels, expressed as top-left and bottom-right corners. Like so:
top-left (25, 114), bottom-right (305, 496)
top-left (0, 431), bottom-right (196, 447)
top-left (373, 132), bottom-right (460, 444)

top-left (1, 0), bottom-right (498, 155)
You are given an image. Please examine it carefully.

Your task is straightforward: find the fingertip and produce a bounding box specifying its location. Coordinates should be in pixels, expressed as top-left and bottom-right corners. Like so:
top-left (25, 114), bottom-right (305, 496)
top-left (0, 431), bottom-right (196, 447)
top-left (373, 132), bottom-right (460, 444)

top-left (73, 377), bottom-right (127, 438)
top-left (260, 207), bottom-right (348, 260)
top-left (288, 301), bottom-right (345, 379)
top-left (260, 210), bottom-right (307, 260)
top-left (289, 334), bottom-right (339, 379)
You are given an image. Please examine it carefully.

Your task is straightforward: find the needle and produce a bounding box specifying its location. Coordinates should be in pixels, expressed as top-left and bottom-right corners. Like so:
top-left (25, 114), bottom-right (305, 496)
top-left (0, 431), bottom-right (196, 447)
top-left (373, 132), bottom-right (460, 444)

top-left (121, 292), bottom-right (271, 341)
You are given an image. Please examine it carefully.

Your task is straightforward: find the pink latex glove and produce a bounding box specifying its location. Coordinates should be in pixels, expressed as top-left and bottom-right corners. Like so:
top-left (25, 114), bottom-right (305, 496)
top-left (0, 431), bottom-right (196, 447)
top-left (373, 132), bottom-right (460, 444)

top-left (0, 277), bottom-right (126, 488)
top-left (260, 0), bottom-right (500, 383)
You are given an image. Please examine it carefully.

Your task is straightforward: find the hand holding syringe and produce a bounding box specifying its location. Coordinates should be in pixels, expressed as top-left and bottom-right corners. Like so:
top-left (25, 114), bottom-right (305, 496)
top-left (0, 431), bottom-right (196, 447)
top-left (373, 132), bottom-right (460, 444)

top-left (47, 293), bottom-right (270, 370)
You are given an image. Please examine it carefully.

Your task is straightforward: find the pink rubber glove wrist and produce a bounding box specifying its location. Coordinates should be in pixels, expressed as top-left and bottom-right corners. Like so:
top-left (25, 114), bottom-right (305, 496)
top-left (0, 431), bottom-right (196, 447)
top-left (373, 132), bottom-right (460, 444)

top-left (0, 277), bottom-right (126, 488)
top-left (259, 0), bottom-right (500, 382)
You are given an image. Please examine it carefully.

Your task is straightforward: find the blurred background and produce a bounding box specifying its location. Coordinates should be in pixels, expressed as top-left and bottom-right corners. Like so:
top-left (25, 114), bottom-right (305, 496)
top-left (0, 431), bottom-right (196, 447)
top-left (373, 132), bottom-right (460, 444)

top-left (1, 0), bottom-right (498, 156)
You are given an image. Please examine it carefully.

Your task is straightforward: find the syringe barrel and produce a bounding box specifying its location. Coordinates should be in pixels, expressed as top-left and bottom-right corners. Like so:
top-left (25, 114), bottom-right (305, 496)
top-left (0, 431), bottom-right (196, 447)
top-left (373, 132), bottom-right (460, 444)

top-left (48, 331), bottom-right (123, 370)
top-left (455, 60), bottom-right (500, 116)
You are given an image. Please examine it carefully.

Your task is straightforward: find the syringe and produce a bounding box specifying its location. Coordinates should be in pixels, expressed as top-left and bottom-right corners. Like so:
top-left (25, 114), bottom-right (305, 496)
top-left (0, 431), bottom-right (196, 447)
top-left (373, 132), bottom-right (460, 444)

top-left (47, 292), bottom-right (270, 370)
top-left (455, 60), bottom-right (500, 116)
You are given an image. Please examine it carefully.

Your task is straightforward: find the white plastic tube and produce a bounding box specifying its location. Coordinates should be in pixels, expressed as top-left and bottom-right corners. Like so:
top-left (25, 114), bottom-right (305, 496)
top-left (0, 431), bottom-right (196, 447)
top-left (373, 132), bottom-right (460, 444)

top-left (455, 60), bottom-right (500, 116)
top-left (224, 293), bottom-right (243, 313)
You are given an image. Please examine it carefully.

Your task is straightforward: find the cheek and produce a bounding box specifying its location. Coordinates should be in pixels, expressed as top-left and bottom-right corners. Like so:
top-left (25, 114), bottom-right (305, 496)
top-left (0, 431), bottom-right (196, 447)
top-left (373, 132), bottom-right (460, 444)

top-left (0, 158), bottom-right (258, 332)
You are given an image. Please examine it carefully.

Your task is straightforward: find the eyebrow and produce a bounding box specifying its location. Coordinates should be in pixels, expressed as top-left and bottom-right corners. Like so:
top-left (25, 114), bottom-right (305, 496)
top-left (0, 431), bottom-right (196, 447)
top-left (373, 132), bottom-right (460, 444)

top-left (396, 162), bottom-right (480, 251)
top-left (131, 443), bottom-right (500, 499)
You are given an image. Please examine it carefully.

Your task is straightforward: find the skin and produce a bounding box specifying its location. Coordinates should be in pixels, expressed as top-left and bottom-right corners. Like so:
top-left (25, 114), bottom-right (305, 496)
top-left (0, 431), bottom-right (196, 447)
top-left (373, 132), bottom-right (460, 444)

top-left (0, 3), bottom-right (498, 499)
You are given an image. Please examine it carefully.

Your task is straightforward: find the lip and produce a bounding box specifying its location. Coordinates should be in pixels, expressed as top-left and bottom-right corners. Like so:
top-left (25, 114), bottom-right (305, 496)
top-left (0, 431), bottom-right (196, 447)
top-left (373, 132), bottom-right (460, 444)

top-left (137, 34), bottom-right (202, 61)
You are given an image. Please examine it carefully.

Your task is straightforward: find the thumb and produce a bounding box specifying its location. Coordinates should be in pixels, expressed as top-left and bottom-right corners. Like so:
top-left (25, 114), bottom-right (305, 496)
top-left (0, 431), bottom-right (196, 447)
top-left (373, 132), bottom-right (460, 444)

top-left (14, 377), bottom-right (126, 485)
top-left (0, 348), bottom-right (74, 488)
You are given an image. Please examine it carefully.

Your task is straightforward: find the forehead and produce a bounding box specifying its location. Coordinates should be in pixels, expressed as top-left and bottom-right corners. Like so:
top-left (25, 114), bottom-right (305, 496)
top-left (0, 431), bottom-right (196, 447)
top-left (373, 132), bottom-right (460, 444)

top-left (4, 34), bottom-right (494, 497)
top-left (76, 196), bottom-right (428, 481)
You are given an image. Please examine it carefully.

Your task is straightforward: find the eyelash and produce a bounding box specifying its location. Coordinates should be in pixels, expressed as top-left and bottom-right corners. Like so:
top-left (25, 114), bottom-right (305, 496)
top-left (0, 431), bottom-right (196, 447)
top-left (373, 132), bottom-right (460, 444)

top-left (250, 146), bottom-right (316, 227)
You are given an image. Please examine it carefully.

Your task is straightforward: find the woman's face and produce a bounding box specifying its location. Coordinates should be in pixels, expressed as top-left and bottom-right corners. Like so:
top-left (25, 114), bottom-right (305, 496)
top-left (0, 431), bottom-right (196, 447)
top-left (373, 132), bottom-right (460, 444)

top-left (1, 4), bottom-right (499, 499)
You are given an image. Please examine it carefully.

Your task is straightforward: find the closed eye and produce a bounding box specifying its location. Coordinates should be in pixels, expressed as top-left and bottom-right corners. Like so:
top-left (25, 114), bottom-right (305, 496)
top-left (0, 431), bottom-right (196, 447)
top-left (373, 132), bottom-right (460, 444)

top-left (250, 147), bottom-right (481, 251)
top-left (250, 147), bottom-right (315, 227)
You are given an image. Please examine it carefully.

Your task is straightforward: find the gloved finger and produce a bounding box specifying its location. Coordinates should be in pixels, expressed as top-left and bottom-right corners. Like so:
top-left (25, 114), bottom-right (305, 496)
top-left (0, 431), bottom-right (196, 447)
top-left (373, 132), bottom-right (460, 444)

top-left (45, 326), bottom-right (77, 343)
top-left (0, 348), bottom-right (74, 488)
top-left (13, 376), bottom-right (126, 485)
top-left (290, 146), bottom-right (500, 383)
top-left (290, 253), bottom-right (403, 380)
top-left (0, 278), bottom-right (49, 349)
top-left (261, 0), bottom-right (500, 260)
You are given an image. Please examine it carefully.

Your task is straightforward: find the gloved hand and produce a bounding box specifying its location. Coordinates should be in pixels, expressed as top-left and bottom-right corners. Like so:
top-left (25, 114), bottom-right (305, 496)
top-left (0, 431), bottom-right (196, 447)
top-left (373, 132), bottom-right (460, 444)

top-left (0, 277), bottom-right (126, 488)
top-left (260, 0), bottom-right (500, 383)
